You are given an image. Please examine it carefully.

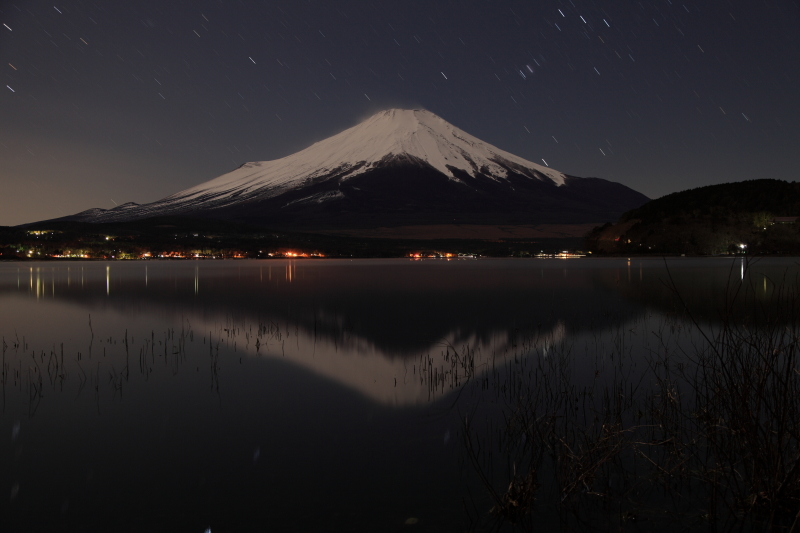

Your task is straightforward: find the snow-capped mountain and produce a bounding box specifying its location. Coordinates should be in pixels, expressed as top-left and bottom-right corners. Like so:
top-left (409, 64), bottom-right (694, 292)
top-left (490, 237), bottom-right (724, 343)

top-left (61, 109), bottom-right (648, 228)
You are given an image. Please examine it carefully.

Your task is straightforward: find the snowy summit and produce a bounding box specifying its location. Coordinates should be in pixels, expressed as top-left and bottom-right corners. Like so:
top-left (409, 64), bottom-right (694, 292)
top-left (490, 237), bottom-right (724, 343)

top-left (60, 109), bottom-right (648, 228)
top-left (164, 108), bottom-right (566, 208)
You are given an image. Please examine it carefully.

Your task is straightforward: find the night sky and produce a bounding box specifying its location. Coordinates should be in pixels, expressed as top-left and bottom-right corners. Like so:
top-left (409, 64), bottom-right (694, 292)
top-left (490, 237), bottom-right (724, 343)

top-left (1, 0), bottom-right (798, 226)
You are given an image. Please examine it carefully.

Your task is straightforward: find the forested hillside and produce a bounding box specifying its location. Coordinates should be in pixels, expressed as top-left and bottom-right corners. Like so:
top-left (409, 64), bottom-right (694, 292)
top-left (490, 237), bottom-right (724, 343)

top-left (587, 180), bottom-right (800, 254)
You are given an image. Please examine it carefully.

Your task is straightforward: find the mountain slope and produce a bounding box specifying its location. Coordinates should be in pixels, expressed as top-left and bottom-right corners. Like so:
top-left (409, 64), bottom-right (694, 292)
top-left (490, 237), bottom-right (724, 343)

top-left (619, 179), bottom-right (800, 224)
top-left (57, 109), bottom-right (649, 229)
top-left (587, 179), bottom-right (800, 254)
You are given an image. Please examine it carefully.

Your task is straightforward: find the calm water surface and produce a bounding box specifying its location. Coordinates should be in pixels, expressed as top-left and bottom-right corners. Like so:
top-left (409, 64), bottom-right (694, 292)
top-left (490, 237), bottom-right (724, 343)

top-left (0, 257), bottom-right (796, 532)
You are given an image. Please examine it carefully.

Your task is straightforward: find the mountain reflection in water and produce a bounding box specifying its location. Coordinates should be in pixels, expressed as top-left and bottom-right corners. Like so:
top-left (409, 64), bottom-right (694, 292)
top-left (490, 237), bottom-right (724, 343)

top-left (0, 258), bottom-right (795, 405)
top-left (1, 259), bottom-right (628, 405)
top-left (1, 257), bottom-right (798, 531)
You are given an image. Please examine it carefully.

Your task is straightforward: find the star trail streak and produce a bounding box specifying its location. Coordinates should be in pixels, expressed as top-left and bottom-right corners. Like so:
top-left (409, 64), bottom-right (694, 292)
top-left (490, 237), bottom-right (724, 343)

top-left (0, 0), bottom-right (798, 225)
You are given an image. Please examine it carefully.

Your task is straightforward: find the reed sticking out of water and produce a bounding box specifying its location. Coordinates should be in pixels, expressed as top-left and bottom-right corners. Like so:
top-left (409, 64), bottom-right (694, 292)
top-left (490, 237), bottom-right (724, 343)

top-left (463, 259), bottom-right (800, 532)
top-left (2, 337), bottom-right (6, 411)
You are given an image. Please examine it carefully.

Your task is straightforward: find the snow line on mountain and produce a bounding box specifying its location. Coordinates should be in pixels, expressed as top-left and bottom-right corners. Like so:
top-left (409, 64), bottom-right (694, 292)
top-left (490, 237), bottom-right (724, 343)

top-left (163, 109), bottom-right (566, 205)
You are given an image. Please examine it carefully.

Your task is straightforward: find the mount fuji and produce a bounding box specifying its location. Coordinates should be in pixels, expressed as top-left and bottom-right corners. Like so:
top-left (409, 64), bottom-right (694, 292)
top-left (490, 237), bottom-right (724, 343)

top-left (58, 109), bottom-right (648, 230)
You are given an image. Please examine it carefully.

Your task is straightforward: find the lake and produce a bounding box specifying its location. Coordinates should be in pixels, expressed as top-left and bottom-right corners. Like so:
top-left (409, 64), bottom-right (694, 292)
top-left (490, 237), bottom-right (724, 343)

top-left (1, 257), bottom-right (798, 532)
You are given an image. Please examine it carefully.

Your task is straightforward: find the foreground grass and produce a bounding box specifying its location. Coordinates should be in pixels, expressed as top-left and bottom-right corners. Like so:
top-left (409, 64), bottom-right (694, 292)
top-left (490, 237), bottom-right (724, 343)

top-left (461, 260), bottom-right (800, 532)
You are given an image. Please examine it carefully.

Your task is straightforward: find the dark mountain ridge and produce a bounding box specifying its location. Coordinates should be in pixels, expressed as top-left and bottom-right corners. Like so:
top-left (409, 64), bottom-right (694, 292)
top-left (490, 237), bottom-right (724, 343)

top-left (588, 179), bottom-right (800, 254)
